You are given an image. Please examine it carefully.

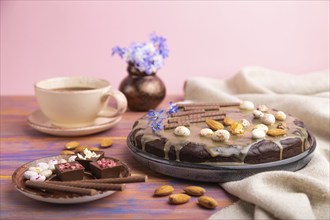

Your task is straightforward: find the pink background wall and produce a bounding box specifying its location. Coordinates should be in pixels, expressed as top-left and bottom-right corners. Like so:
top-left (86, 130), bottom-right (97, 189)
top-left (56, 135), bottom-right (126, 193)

top-left (1, 1), bottom-right (329, 95)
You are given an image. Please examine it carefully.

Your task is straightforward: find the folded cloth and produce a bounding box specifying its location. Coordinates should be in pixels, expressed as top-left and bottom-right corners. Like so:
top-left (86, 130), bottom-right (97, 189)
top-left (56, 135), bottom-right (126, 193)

top-left (184, 67), bottom-right (330, 220)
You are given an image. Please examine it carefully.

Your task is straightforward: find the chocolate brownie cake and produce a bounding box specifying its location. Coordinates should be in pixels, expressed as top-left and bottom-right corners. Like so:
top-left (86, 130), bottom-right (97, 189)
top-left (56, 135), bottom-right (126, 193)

top-left (129, 101), bottom-right (314, 165)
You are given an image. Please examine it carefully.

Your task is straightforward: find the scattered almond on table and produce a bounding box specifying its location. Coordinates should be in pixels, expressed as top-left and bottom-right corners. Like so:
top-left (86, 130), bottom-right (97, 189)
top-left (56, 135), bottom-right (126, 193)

top-left (64, 141), bottom-right (80, 150)
top-left (100, 138), bottom-right (113, 148)
top-left (183, 186), bottom-right (206, 196)
top-left (61, 138), bottom-right (115, 155)
top-left (153, 185), bottom-right (217, 209)
top-left (198, 196), bottom-right (218, 209)
top-left (154, 185), bottom-right (174, 196)
top-left (169, 194), bottom-right (190, 205)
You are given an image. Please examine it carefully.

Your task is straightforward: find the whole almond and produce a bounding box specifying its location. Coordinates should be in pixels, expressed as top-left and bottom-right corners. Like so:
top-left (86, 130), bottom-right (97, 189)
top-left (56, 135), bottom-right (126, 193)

top-left (64, 141), bottom-right (80, 150)
top-left (100, 138), bottom-right (113, 148)
top-left (60, 150), bottom-right (75, 155)
top-left (183, 186), bottom-right (206, 196)
top-left (169, 194), bottom-right (190, 205)
top-left (198, 196), bottom-right (218, 209)
top-left (223, 117), bottom-right (235, 126)
top-left (154, 185), bottom-right (174, 197)
top-left (205, 119), bottom-right (224, 131)
top-left (267, 129), bottom-right (287, 137)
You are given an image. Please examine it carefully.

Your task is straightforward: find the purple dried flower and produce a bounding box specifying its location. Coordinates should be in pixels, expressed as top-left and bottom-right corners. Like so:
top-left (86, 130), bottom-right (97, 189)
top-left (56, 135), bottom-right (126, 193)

top-left (146, 109), bottom-right (165, 121)
top-left (168, 101), bottom-right (179, 114)
top-left (112, 34), bottom-right (169, 74)
top-left (150, 119), bottom-right (164, 133)
top-left (111, 46), bottom-right (126, 58)
top-left (150, 33), bottom-right (169, 58)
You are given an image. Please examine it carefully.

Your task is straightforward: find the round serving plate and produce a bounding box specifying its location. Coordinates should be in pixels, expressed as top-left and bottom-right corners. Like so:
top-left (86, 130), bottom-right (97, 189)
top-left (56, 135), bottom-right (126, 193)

top-left (12, 155), bottom-right (130, 204)
top-left (127, 132), bottom-right (316, 183)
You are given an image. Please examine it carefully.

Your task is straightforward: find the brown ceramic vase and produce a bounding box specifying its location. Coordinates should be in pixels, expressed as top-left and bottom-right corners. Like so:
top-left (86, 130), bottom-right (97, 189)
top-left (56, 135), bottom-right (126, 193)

top-left (119, 63), bottom-right (166, 111)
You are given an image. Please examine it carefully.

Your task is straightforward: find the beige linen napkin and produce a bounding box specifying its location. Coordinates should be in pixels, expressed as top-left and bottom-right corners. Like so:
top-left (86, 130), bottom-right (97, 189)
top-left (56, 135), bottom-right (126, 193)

top-left (184, 67), bottom-right (330, 220)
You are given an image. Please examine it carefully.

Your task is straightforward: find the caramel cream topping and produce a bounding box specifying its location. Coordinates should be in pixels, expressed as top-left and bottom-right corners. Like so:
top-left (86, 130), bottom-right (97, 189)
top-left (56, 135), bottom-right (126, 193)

top-left (132, 106), bottom-right (309, 163)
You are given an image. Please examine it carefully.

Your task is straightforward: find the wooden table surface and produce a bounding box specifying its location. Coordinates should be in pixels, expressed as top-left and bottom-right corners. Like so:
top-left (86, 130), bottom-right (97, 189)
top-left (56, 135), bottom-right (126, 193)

top-left (0, 95), bottom-right (236, 220)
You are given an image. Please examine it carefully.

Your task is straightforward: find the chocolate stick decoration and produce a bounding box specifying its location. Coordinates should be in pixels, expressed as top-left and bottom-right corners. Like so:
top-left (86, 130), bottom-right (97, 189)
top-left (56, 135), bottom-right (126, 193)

top-left (47, 181), bottom-right (125, 191)
top-left (25, 180), bottom-right (98, 196)
top-left (79, 175), bottom-right (148, 184)
top-left (176, 102), bottom-right (240, 108)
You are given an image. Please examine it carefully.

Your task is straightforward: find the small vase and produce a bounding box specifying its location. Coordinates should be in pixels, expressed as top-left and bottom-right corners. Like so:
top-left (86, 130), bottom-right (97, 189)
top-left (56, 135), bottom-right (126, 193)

top-left (119, 63), bottom-right (166, 111)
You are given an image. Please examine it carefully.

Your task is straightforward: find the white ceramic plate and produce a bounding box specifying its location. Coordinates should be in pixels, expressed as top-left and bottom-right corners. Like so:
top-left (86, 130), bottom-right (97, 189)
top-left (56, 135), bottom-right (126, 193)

top-left (27, 110), bottom-right (122, 136)
top-left (16, 188), bottom-right (115, 204)
top-left (12, 155), bottom-right (130, 204)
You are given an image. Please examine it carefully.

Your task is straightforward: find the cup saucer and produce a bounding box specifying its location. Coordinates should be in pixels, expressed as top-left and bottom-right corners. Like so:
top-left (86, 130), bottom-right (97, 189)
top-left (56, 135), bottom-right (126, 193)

top-left (27, 110), bottom-right (122, 136)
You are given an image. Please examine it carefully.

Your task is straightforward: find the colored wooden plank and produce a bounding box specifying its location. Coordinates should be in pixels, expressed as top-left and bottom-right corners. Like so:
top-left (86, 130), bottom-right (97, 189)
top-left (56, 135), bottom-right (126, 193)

top-left (0, 95), bottom-right (237, 219)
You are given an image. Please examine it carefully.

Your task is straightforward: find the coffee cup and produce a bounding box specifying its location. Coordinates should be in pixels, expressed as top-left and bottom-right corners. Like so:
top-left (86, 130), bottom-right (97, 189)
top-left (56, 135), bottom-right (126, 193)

top-left (34, 76), bottom-right (127, 128)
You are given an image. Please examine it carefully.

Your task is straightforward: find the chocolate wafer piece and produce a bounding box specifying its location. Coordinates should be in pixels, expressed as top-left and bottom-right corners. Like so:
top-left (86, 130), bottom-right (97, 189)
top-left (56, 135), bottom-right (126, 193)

top-left (201, 111), bottom-right (226, 117)
top-left (219, 102), bottom-right (240, 107)
top-left (80, 175), bottom-right (148, 184)
top-left (25, 180), bottom-right (98, 196)
top-left (186, 118), bottom-right (207, 123)
top-left (188, 115), bottom-right (225, 123)
top-left (171, 109), bottom-right (205, 117)
top-left (47, 181), bottom-right (125, 191)
top-left (168, 117), bottom-right (188, 124)
top-left (164, 123), bottom-right (180, 129)
top-left (176, 103), bottom-right (219, 108)
top-left (188, 114), bottom-right (204, 119)
top-left (177, 102), bottom-right (240, 108)
top-left (188, 111), bottom-right (225, 119)
top-left (184, 106), bottom-right (220, 111)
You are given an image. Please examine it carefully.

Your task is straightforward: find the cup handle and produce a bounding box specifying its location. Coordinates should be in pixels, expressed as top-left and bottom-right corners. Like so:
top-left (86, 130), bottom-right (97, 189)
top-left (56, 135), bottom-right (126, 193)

top-left (98, 89), bottom-right (127, 118)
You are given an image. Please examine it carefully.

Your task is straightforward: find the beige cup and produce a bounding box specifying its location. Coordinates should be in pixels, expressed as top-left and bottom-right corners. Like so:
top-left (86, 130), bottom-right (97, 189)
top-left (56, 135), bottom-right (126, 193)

top-left (34, 76), bottom-right (127, 128)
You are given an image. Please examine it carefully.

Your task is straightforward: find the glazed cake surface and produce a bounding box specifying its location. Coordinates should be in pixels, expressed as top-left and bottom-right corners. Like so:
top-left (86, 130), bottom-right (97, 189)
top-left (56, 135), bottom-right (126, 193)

top-left (130, 102), bottom-right (313, 165)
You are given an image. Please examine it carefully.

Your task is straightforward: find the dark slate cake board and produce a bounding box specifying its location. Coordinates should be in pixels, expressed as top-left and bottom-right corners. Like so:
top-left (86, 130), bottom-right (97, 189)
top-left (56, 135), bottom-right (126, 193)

top-left (127, 132), bottom-right (316, 183)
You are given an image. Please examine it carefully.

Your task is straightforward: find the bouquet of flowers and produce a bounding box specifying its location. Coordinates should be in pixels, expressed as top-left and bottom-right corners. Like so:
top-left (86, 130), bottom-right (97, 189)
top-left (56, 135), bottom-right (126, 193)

top-left (112, 34), bottom-right (169, 75)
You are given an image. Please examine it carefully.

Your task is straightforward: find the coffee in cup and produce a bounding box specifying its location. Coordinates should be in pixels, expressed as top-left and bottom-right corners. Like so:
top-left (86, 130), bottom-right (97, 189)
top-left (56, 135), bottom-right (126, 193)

top-left (34, 76), bottom-right (127, 128)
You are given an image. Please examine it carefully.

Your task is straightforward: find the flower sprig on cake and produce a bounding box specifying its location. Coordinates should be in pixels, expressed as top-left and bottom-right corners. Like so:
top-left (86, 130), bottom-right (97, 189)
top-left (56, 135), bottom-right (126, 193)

top-left (168, 102), bottom-right (179, 114)
top-left (146, 109), bottom-right (166, 122)
top-left (112, 33), bottom-right (169, 75)
top-left (146, 102), bottom-right (179, 133)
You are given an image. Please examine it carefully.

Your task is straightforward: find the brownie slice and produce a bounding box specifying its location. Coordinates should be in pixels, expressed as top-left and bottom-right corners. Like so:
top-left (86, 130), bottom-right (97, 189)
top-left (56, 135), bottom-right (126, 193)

top-left (55, 162), bottom-right (84, 181)
top-left (90, 158), bottom-right (122, 179)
